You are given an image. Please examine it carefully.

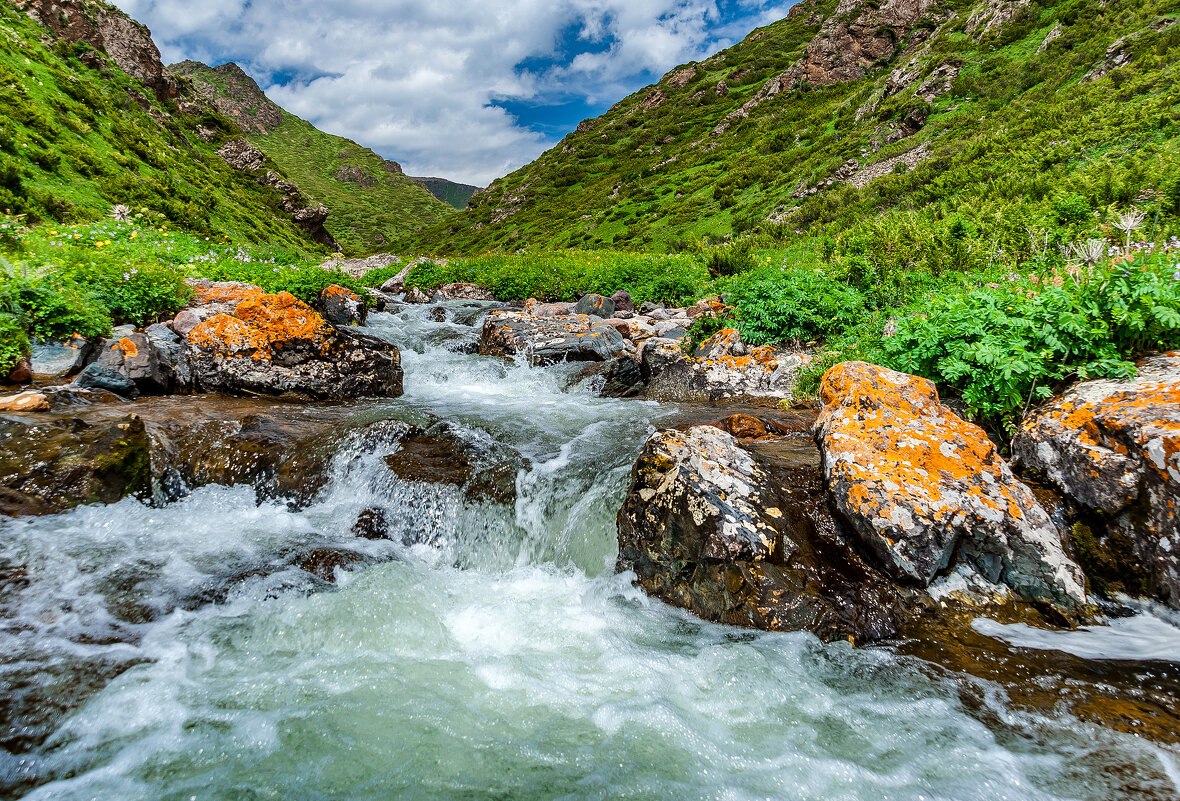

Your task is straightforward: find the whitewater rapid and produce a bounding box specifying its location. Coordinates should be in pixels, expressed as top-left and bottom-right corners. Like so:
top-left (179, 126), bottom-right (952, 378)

top-left (1, 303), bottom-right (1177, 800)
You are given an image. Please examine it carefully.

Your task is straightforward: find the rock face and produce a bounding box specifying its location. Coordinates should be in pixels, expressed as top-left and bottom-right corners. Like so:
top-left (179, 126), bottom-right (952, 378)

top-left (19, 0), bottom-right (180, 100)
top-left (171, 60), bottom-right (283, 134)
top-left (183, 282), bottom-right (403, 399)
top-left (617, 426), bottom-right (903, 642)
top-left (816, 362), bottom-right (1086, 612)
top-left (480, 311), bottom-right (627, 365)
top-left (644, 329), bottom-right (806, 403)
top-left (215, 140), bottom-right (340, 250)
top-left (90, 333), bottom-right (181, 395)
top-left (0, 413), bottom-right (151, 516)
top-left (1012, 353), bottom-right (1180, 609)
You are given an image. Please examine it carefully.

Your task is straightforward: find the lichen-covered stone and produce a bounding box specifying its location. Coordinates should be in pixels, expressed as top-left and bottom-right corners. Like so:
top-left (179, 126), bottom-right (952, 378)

top-left (617, 425), bottom-right (903, 642)
top-left (574, 293), bottom-right (615, 318)
top-left (480, 310), bottom-right (627, 365)
top-left (1012, 352), bottom-right (1180, 609)
top-left (184, 284), bottom-right (402, 399)
top-left (92, 333), bottom-right (178, 395)
top-left (815, 361), bottom-right (1086, 612)
top-left (645, 328), bottom-right (806, 403)
top-left (314, 284), bottom-right (368, 326)
top-left (431, 283), bottom-right (497, 302)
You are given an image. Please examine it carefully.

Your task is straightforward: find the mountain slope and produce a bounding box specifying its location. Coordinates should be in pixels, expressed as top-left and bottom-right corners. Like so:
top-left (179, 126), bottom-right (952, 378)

top-left (173, 61), bottom-right (464, 252)
top-left (413, 0), bottom-right (1180, 257)
top-left (410, 176), bottom-right (480, 210)
top-left (0, 0), bottom-right (328, 251)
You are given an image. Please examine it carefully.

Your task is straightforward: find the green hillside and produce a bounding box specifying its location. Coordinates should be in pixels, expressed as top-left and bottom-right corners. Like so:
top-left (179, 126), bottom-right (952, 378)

top-left (413, 0), bottom-right (1180, 262)
top-left (173, 60), bottom-right (457, 254)
top-left (410, 176), bottom-right (480, 210)
top-left (0, 0), bottom-right (320, 250)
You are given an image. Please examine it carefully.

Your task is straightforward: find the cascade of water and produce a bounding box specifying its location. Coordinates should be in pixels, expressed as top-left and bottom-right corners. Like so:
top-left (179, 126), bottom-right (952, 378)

top-left (1, 301), bottom-right (1177, 800)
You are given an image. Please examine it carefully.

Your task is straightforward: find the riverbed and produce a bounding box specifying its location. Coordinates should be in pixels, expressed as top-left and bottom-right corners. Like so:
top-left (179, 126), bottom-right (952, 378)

top-left (2, 302), bottom-right (1178, 800)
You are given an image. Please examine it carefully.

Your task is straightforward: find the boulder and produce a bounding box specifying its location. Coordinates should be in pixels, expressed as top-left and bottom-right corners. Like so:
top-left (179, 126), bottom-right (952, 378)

top-left (31, 338), bottom-right (94, 379)
top-left (314, 284), bottom-right (368, 326)
top-left (5, 358), bottom-right (32, 384)
top-left (382, 420), bottom-right (528, 505)
top-left (91, 333), bottom-right (176, 395)
top-left (611, 290), bottom-right (635, 313)
top-left (183, 283), bottom-right (402, 399)
top-left (74, 363), bottom-right (139, 397)
top-left (645, 329), bottom-right (806, 403)
top-left (523, 299), bottom-right (576, 317)
top-left (431, 283), bottom-right (497, 302)
top-left (599, 356), bottom-right (645, 398)
top-left (172, 309), bottom-right (203, 337)
top-left (480, 311), bottom-right (627, 365)
top-left (0, 413), bottom-right (151, 516)
top-left (574, 293), bottom-right (615, 318)
top-left (144, 324), bottom-right (193, 392)
top-left (617, 426), bottom-right (903, 642)
top-left (404, 287), bottom-right (431, 304)
top-left (379, 263), bottom-right (414, 293)
top-left (0, 391), bottom-right (50, 412)
top-left (816, 362), bottom-right (1086, 612)
top-left (1012, 352), bottom-right (1180, 608)
top-left (638, 337), bottom-right (686, 382)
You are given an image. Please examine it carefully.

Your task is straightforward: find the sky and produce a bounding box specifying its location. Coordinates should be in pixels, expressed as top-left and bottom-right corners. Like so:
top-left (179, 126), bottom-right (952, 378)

top-left (110, 0), bottom-right (797, 186)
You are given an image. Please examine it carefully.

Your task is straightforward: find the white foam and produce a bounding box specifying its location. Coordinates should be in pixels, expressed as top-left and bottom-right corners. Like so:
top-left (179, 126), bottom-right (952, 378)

top-left (973, 613), bottom-right (1180, 661)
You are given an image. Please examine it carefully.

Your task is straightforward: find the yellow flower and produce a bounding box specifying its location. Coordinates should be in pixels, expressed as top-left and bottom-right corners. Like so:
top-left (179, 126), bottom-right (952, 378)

top-left (131, 231), bottom-right (138, 239)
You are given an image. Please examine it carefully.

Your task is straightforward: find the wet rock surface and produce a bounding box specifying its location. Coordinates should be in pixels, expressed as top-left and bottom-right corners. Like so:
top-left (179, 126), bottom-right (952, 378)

top-left (481, 310), bottom-right (628, 365)
top-left (30, 337), bottom-right (93, 378)
top-left (618, 425), bottom-right (904, 643)
top-left (1013, 352), bottom-right (1180, 609)
top-left (314, 284), bottom-right (368, 327)
top-left (816, 362), bottom-right (1086, 613)
top-left (0, 413), bottom-right (151, 516)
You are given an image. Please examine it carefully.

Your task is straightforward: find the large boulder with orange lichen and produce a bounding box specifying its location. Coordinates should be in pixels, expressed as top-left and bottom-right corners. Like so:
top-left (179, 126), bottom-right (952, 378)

top-left (1012, 353), bottom-right (1180, 609)
top-left (644, 328), bottom-right (806, 402)
top-left (91, 332), bottom-right (180, 395)
top-left (183, 284), bottom-right (402, 399)
top-left (815, 362), bottom-right (1086, 613)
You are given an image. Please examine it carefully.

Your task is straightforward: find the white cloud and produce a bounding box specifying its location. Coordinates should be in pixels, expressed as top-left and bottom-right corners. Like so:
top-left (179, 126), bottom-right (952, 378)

top-left (111, 0), bottom-right (796, 185)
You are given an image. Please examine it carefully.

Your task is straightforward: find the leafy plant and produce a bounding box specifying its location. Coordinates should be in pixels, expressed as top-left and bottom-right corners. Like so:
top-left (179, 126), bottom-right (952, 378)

top-left (724, 266), bottom-right (867, 345)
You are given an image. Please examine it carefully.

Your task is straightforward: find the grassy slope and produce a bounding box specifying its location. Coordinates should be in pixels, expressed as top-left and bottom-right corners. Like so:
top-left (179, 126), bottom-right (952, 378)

top-left (174, 60), bottom-right (456, 255)
top-left (411, 176), bottom-right (480, 210)
top-left (0, 2), bottom-right (318, 251)
top-left (412, 0), bottom-right (1180, 256)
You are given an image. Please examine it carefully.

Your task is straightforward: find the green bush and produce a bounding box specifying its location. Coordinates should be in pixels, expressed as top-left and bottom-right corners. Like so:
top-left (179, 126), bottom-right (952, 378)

top-left (724, 266), bottom-right (867, 345)
top-left (85, 263), bottom-right (192, 325)
top-left (700, 240), bottom-right (756, 277)
top-left (0, 313), bottom-right (29, 375)
top-left (883, 255), bottom-right (1180, 435)
top-left (2, 277), bottom-right (112, 340)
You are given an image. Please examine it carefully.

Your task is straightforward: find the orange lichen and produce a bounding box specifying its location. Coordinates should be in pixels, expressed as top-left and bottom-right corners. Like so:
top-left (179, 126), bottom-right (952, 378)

top-left (187, 290), bottom-right (336, 361)
top-left (115, 337), bottom-right (138, 358)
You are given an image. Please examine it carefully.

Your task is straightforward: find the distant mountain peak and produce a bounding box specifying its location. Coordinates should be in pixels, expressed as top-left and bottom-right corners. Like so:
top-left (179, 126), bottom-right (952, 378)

top-left (172, 60), bottom-right (283, 135)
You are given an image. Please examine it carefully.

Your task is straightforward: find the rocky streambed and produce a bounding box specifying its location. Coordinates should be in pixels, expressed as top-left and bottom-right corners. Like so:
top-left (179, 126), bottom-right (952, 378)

top-left (1, 294), bottom-right (1179, 800)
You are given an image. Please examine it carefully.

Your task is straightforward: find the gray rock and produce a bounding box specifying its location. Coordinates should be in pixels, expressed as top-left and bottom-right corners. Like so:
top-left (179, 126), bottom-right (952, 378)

top-left (638, 338), bottom-right (686, 382)
top-left (574, 293), bottom-right (615, 318)
top-left (144, 323), bottom-right (179, 343)
top-left (74, 364), bottom-right (139, 398)
top-left (93, 333), bottom-right (174, 395)
top-left (639, 302), bottom-right (665, 315)
top-left (314, 285), bottom-right (368, 327)
top-left (379, 263), bottom-right (414, 293)
top-left (480, 311), bottom-right (627, 365)
top-left (404, 287), bottom-right (431, 304)
top-left (31, 337), bottom-right (93, 378)
top-left (617, 426), bottom-right (903, 642)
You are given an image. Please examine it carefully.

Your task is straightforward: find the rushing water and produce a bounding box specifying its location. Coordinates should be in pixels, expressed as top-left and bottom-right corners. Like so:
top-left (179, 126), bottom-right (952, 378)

top-left (2, 302), bottom-right (1179, 800)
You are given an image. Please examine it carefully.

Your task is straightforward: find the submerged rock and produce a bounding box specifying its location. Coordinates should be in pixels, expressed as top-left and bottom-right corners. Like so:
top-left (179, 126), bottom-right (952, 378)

top-left (382, 420), bottom-right (528, 505)
top-left (816, 362), bottom-right (1086, 613)
top-left (183, 283), bottom-right (402, 399)
top-left (0, 391), bottom-right (50, 412)
top-left (1012, 352), bottom-right (1180, 609)
top-left (480, 310), bottom-right (627, 365)
top-left (617, 425), bottom-right (902, 642)
top-left (0, 414), bottom-right (151, 516)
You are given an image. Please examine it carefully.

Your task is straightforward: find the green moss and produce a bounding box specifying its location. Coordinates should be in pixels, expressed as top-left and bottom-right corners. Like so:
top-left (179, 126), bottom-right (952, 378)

top-left (1068, 518), bottom-right (1152, 600)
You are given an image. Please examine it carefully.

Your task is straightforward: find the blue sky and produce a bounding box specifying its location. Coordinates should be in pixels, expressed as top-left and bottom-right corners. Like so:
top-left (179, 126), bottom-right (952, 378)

top-left (112, 0), bottom-right (797, 185)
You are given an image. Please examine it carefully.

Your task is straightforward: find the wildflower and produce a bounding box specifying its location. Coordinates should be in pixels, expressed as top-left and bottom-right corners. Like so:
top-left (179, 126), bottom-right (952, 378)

top-left (1112, 208), bottom-right (1147, 250)
top-left (122, 272), bottom-right (131, 281)
top-left (110, 204), bottom-right (131, 222)
top-left (131, 231), bottom-right (138, 239)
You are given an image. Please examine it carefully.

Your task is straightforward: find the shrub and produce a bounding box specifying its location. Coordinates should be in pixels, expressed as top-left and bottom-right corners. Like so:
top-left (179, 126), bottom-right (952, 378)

top-left (724, 266), bottom-right (867, 345)
top-left (883, 255), bottom-right (1180, 435)
top-left (0, 313), bottom-right (28, 375)
top-left (700, 240), bottom-right (756, 277)
top-left (86, 263), bottom-right (192, 326)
